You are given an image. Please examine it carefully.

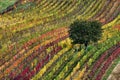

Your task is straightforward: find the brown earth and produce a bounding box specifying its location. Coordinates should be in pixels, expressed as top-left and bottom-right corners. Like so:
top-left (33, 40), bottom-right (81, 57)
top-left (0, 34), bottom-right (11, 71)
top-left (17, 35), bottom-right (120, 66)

top-left (114, 25), bottom-right (120, 30)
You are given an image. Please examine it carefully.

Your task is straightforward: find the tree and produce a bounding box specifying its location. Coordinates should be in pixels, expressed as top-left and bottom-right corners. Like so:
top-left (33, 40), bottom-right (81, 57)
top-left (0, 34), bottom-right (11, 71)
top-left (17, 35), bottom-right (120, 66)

top-left (69, 20), bottom-right (102, 49)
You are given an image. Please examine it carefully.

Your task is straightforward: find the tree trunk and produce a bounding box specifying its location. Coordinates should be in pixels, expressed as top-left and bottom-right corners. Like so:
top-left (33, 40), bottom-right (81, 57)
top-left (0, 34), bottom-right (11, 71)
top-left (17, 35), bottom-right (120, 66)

top-left (84, 41), bottom-right (88, 50)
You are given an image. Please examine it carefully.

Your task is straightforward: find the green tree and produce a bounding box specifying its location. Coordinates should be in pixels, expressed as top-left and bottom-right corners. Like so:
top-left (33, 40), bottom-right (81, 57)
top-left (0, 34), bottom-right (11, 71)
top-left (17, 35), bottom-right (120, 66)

top-left (69, 20), bottom-right (102, 49)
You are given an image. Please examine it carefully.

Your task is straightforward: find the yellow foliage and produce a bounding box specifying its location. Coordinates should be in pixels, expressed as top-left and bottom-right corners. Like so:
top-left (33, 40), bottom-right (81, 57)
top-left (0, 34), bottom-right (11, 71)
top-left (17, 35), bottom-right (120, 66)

top-left (74, 67), bottom-right (86, 80)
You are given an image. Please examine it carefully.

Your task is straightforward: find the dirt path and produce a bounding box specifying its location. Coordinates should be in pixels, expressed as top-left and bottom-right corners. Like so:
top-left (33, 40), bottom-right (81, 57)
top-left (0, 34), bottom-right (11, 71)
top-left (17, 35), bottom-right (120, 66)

top-left (107, 63), bottom-right (120, 80)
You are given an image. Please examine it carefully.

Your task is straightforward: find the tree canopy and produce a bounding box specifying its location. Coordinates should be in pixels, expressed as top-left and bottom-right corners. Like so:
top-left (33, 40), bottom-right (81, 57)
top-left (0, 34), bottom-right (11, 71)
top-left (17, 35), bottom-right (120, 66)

top-left (69, 20), bottom-right (102, 48)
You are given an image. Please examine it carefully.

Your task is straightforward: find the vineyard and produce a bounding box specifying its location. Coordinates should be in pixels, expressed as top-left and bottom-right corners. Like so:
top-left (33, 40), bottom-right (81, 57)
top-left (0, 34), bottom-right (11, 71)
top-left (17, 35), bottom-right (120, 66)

top-left (0, 0), bottom-right (120, 80)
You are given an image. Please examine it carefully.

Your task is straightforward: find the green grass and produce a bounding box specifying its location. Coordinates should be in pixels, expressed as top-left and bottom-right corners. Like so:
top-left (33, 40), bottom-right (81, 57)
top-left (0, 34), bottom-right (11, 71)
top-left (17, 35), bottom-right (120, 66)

top-left (0, 0), bottom-right (17, 13)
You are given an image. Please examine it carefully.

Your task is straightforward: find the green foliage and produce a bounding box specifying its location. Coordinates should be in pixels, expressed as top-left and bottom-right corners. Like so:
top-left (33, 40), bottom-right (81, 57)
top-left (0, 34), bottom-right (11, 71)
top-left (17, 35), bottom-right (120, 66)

top-left (69, 19), bottom-right (102, 47)
top-left (0, 0), bottom-right (17, 13)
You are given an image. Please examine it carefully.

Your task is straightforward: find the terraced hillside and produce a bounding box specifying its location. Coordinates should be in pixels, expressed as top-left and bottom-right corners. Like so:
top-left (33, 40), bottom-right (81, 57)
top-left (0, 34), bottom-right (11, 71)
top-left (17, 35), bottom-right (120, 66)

top-left (0, 0), bottom-right (120, 80)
